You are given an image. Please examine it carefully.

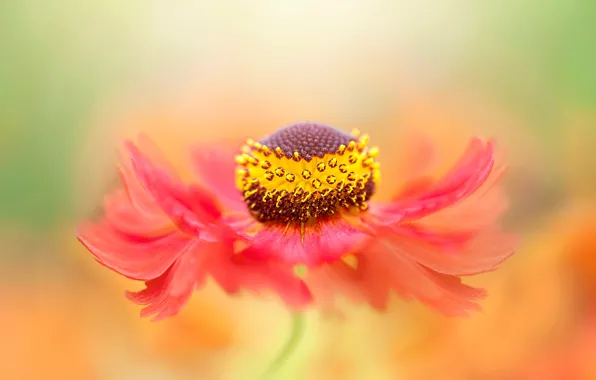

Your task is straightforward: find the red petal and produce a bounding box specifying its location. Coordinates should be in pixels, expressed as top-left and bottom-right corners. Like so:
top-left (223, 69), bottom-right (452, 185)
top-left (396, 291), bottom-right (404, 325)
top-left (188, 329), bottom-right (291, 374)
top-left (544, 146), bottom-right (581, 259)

top-left (103, 187), bottom-right (173, 239)
top-left (421, 164), bottom-right (508, 231)
top-left (126, 242), bottom-right (202, 321)
top-left (216, 256), bottom-right (312, 309)
top-left (241, 218), bottom-right (368, 266)
top-left (374, 138), bottom-right (495, 224)
top-left (195, 239), bottom-right (313, 308)
top-left (125, 139), bottom-right (222, 235)
top-left (191, 142), bottom-right (246, 212)
top-left (100, 149), bottom-right (175, 237)
top-left (77, 221), bottom-right (191, 281)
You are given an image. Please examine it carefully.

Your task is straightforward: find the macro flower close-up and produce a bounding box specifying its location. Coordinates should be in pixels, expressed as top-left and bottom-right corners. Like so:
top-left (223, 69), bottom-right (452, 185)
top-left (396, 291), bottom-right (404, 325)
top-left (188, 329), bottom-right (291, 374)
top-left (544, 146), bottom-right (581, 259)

top-left (77, 121), bottom-right (517, 320)
top-left (5, 1), bottom-right (596, 378)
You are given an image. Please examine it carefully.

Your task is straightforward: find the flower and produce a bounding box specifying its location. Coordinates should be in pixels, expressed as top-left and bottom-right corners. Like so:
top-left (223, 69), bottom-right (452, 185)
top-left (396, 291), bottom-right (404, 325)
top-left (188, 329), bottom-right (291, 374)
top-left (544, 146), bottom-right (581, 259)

top-left (77, 121), bottom-right (516, 320)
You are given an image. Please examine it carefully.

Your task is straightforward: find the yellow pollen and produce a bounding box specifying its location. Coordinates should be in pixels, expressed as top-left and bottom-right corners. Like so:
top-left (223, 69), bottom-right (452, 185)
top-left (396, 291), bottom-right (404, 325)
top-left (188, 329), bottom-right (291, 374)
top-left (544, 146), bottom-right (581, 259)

top-left (342, 255), bottom-right (358, 269)
top-left (235, 122), bottom-right (381, 223)
top-left (368, 147), bottom-right (378, 157)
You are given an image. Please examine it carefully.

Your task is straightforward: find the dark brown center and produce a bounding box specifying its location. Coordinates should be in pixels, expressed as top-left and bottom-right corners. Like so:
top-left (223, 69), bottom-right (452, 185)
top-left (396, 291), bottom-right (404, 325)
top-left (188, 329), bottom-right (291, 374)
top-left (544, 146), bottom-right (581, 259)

top-left (259, 122), bottom-right (357, 162)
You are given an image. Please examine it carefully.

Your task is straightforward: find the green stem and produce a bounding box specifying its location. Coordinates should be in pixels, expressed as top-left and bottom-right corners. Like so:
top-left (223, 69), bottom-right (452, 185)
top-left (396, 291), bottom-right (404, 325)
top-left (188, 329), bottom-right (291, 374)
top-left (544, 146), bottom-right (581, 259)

top-left (260, 313), bottom-right (306, 379)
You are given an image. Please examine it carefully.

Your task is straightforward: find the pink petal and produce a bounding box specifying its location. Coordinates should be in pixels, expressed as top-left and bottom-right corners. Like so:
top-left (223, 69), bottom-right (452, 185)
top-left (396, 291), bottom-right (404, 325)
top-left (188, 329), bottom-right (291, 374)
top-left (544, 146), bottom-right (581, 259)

top-left (126, 140), bottom-right (222, 235)
top-left (241, 218), bottom-right (369, 266)
top-left (192, 142), bottom-right (246, 212)
top-left (374, 138), bottom-right (496, 224)
top-left (99, 152), bottom-right (175, 237)
top-left (103, 187), bottom-right (173, 238)
top-left (194, 239), bottom-right (313, 308)
top-left (77, 221), bottom-right (191, 281)
top-left (421, 165), bottom-right (509, 231)
top-left (126, 241), bottom-right (202, 321)
top-left (215, 255), bottom-right (313, 309)
top-left (357, 238), bottom-right (488, 315)
top-left (420, 138), bottom-right (493, 199)
top-left (384, 224), bottom-right (517, 276)
top-left (306, 260), bottom-right (369, 312)
top-left (307, 236), bottom-right (489, 316)
top-left (391, 176), bottom-right (435, 202)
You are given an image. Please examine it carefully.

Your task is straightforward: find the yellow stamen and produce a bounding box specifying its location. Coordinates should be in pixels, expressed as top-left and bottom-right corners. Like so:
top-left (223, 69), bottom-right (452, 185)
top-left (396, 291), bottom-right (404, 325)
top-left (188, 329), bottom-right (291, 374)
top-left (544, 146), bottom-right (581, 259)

top-left (235, 122), bottom-right (381, 223)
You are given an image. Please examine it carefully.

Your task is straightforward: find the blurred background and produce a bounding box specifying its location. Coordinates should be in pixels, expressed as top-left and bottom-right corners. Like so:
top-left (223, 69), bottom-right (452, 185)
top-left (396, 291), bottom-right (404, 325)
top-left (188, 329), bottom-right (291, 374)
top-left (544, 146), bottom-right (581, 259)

top-left (1, 0), bottom-right (595, 379)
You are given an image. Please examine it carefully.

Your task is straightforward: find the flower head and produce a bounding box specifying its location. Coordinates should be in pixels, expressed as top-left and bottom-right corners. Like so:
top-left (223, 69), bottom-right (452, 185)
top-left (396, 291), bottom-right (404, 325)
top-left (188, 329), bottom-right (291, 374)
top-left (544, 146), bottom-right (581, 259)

top-left (235, 122), bottom-right (379, 223)
top-left (77, 121), bottom-right (516, 319)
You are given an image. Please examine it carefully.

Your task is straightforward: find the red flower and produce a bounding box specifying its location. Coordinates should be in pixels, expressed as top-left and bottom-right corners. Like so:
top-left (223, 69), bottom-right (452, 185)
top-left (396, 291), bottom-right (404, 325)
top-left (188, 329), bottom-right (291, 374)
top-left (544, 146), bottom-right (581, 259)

top-left (77, 122), bottom-right (516, 319)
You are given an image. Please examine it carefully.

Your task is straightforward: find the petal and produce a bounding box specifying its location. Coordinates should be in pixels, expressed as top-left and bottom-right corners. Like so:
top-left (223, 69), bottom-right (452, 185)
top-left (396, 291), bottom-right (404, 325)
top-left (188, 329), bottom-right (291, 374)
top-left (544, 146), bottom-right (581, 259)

top-left (384, 224), bottom-right (517, 276)
top-left (126, 139), bottom-right (222, 235)
top-left (104, 189), bottom-right (170, 238)
top-left (308, 236), bottom-right (489, 316)
top-left (418, 269), bottom-right (486, 317)
top-left (103, 163), bottom-right (174, 237)
top-left (421, 147), bottom-right (509, 231)
top-left (126, 241), bottom-right (202, 321)
top-left (215, 255), bottom-right (313, 309)
top-left (391, 176), bottom-right (435, 202)
top-left (419, 138), bottom-right (493, 200)
top-left (241, 217), bottom-right (369, 266)
top-left (192, 239), bottom-right (313, 308)
top-left (191, 142), bottom-right (246, 211)
top-left (100, 146), bottom-right (175, 237)
top-left (419, 174), bottom-right (508, 231)
top-left (77, 221), bottom-right (191, 281)
top-left (358, 238), bottom-right (487, 315)
top-left (306, 259), bottom-right (366, 313)
top-left (374, 138), bottom-right (495, 224)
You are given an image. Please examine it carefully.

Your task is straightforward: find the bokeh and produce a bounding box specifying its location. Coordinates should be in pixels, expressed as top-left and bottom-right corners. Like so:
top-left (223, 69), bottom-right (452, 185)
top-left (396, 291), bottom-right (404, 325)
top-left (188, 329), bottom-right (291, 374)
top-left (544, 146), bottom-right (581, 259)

top-left (1, 1), bottom-right (595, 379)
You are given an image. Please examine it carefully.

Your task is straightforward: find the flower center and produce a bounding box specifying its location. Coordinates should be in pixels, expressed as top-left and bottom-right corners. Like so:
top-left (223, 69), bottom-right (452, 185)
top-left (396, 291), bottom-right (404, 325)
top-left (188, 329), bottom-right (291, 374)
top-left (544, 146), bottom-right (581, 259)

top-left (235, 122), bottom-right (381, 223)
